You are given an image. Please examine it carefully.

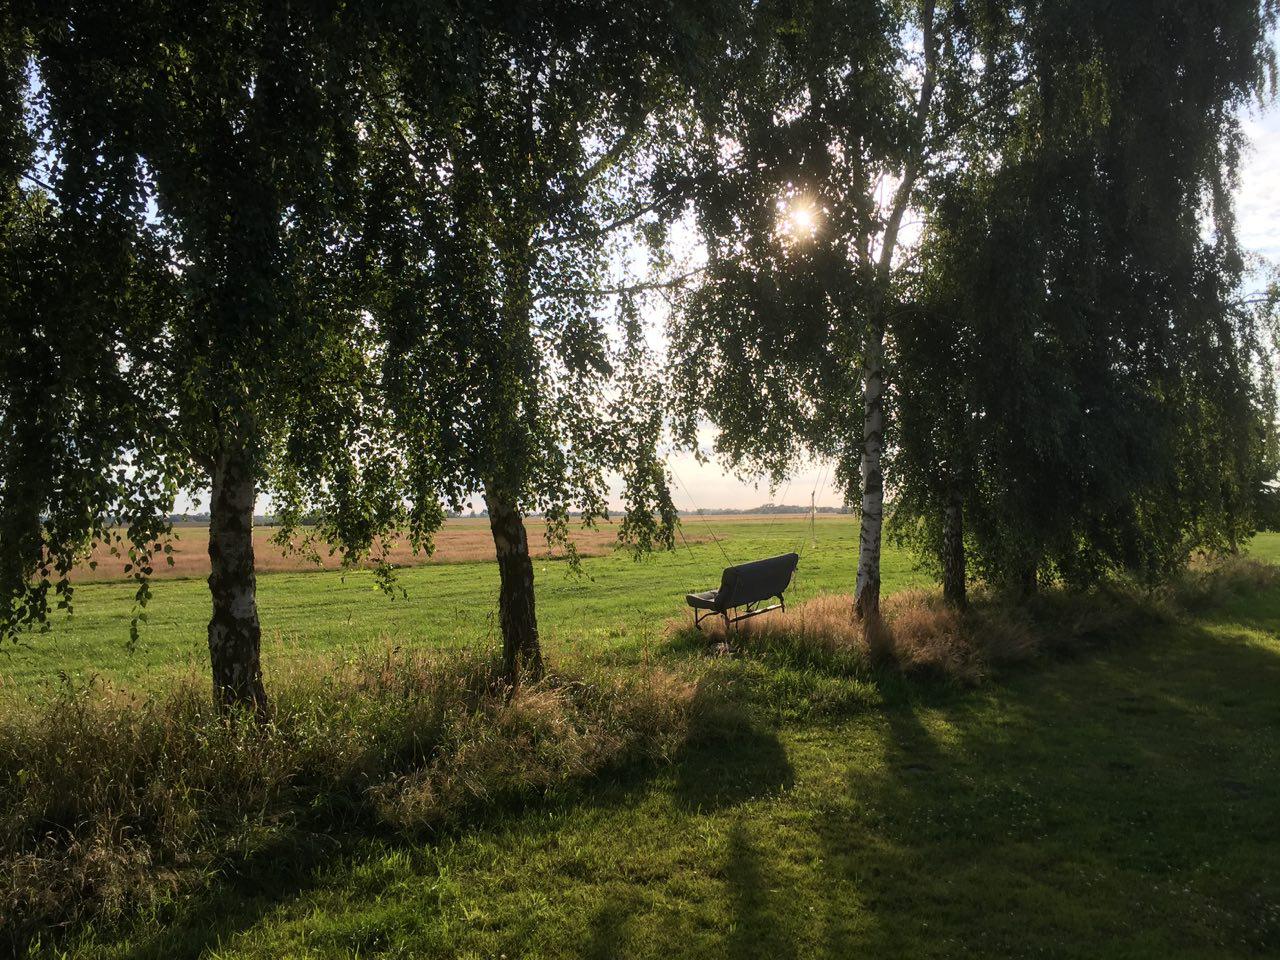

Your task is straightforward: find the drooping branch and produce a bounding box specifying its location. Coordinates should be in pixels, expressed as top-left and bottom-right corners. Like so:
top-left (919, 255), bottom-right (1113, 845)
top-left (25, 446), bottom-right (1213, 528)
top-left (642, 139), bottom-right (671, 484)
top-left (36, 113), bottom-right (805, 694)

top-left (536, 182), bottom-right (685, 250)
top-left (535, 266), bottom-right (705, 301)
top-left (538, 112), bottom-right (648, 225)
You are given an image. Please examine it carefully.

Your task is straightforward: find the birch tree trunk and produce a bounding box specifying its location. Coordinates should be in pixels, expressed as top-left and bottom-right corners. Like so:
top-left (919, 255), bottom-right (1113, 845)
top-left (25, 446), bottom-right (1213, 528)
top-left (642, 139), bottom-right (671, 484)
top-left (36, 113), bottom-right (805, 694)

top-left (854, 0), bottom-right (936, 627)
top-left (854, 320), bottom-right (885, 622)
top-left (207, 451), bottom-right (269, 720)
top-left (485, 484), bottom-right (543, 681)
top-left (942, 488), bottom-right (966, 608)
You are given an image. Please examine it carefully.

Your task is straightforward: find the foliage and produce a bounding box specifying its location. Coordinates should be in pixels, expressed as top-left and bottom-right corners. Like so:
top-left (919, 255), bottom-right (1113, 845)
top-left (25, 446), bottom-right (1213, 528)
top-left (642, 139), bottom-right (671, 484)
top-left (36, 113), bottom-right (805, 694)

top-left (362, 1), bottom-right (731, 554)
top-left (4, 4), bottom-right (420, 705)
top-left (1, 16), bottom-right (178, 643)
top-left (667, 0), bottom-right (1026, 490)
top-left (891, 0), bottom-right (1280, 589)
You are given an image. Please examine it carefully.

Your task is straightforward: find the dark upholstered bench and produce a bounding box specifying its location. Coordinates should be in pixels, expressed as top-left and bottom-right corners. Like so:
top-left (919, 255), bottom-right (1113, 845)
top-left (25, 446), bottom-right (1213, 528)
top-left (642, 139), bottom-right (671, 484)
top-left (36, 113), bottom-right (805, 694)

top-left (685, 552), bottom-right (799, 631)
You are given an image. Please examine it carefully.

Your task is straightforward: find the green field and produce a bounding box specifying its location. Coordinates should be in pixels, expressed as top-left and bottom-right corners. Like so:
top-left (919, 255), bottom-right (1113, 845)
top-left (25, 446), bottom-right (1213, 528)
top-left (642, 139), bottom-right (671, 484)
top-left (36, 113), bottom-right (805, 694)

top-left (11, 526), bottom-right (1280, 958)
top-left (2, 517), bottom-right (931, 695)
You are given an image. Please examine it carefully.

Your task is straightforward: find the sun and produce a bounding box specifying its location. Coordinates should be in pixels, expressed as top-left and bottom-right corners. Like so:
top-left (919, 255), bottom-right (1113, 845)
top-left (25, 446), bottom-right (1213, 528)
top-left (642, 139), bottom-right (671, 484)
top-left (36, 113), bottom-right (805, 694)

top-left (784, 199), bottom-right (819, 239)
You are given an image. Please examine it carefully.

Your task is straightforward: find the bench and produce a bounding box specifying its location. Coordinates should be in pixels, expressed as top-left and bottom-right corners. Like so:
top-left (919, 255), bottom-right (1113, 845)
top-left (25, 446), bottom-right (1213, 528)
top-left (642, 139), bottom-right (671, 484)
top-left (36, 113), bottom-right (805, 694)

top-left (685, 552), bottom-right (799, 632)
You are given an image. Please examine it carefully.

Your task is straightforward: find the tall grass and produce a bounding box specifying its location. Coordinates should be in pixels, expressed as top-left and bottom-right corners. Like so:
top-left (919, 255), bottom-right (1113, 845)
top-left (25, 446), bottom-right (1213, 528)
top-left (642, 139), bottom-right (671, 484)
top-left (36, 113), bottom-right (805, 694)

top-left (677, 555), bottom-right (1280, 685)
top-left (0, 650), bottom-right (694, 952)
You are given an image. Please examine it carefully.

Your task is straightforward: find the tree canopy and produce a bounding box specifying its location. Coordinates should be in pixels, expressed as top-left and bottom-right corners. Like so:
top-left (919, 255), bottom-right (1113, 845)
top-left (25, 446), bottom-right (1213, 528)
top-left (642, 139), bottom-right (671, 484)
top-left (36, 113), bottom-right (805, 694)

top-left (2, 0), bottom-right (1277, 709)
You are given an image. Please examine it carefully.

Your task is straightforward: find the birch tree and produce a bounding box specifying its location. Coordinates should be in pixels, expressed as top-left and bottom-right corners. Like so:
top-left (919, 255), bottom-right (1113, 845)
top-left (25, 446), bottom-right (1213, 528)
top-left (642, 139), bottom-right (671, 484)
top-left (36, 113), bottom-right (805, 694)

top-left (892, 0), bottom-right (1279, 593)
top-left (670, 0), bottom-right (1023, 626)
top-left (364, 0), bottom-right (729, 680)
top-left (12, 3), bottom-right (407, 717)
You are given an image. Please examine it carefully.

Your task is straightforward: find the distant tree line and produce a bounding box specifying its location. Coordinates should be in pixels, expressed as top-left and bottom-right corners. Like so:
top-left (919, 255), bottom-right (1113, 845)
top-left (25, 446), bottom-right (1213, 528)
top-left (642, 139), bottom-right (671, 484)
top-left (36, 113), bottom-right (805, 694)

top-left (2, 1), bottom-right (1277, 717)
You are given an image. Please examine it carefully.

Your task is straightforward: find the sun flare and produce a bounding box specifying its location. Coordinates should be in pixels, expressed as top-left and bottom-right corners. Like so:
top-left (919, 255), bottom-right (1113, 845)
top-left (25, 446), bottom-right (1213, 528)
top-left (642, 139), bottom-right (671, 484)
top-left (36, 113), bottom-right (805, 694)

top-left (784, 199), bottom-right (819, 238)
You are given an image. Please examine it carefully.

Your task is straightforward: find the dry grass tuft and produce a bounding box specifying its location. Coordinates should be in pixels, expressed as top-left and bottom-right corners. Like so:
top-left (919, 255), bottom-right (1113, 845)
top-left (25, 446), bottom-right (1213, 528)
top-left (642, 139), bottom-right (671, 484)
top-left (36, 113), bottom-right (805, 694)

top-left (675, 558), bottom-right (1272, 686)
top-left (0, 651), bottom-right (695, 952)
top-left (680, 590), bottom-right (1023, 682)
top-left (1169, 554), bottom-right (1280, 612)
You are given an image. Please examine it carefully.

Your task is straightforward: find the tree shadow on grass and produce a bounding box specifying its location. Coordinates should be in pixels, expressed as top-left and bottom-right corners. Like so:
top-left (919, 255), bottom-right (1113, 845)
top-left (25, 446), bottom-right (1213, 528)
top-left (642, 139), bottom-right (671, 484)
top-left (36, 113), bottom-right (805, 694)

top-left (808, 609), bottom-right (1280, 958)
top-left (84, 668), bottom-right (795, 960)
top-left (674, 677), bottom-right (795, 814)
top-left (105, 827), bottom-right (361, 960)
top-left (579, 893), bottom-right (641, 960)
top-left (722, 820), bottom-right (800, 960)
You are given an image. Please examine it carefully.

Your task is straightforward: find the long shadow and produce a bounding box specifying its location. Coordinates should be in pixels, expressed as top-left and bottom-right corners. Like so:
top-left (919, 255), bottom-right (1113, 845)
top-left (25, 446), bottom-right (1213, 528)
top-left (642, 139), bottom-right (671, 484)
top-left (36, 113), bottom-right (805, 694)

top-left (674, 675), bottom-right (795, 813)
top-left (723, 821), bottom-right (800, 960)
top-left (65, 666), bottom-right (796, 959)
top-left (110, 826), bottom-right (364, 960)
top-left (579, 896), bottom-right (638, 960)
top-left (808, 602), bottom-right (1280, 957)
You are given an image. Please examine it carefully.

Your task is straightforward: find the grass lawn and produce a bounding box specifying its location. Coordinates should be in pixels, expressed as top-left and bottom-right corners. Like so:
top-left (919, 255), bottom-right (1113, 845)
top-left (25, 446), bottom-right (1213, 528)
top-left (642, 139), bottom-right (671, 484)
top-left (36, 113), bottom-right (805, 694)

top-left (11, 528), bottom-right (1280, 958)
top-left (2, 516), bottom-right (929, 695)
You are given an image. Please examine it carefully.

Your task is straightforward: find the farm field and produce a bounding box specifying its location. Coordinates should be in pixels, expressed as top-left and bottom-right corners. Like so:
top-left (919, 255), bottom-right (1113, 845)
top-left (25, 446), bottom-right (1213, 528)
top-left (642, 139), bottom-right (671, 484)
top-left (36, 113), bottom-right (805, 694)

top-left (72, 515), bottom-right (723, 582)
top-left (4, 514), bottom-right (901, 696)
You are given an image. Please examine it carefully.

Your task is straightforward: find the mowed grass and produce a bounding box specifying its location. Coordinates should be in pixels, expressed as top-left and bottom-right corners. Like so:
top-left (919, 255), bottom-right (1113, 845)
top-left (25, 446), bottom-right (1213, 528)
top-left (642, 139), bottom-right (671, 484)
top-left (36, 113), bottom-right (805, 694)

top-left (2, 515), bottom-right (920, 695)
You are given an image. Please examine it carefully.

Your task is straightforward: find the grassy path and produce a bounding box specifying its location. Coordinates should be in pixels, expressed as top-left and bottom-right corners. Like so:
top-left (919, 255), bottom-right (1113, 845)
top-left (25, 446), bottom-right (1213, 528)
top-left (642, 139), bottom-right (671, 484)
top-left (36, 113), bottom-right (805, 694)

top-left (60, 563), bottom-right (1280, 959)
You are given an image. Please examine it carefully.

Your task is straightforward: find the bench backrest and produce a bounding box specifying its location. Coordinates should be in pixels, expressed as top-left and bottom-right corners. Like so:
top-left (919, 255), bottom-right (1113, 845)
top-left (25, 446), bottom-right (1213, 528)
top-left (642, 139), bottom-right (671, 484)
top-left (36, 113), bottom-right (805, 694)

top-left (715, 553), bottom-right (799, 611)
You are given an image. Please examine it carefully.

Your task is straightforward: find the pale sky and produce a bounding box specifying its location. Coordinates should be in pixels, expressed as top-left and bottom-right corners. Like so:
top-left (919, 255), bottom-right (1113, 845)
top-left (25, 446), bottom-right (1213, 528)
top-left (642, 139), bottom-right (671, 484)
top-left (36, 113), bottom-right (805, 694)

top-left (179, 98), bottom-right (1280, 517)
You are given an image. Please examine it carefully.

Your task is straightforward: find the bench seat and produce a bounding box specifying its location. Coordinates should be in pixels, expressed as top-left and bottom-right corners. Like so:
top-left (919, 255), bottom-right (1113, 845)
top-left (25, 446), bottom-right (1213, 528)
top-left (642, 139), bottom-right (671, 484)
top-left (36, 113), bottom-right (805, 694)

top-left (685, 589), bottom-right (720, 610)
top-left (685, 553), bottom-right (799, 630)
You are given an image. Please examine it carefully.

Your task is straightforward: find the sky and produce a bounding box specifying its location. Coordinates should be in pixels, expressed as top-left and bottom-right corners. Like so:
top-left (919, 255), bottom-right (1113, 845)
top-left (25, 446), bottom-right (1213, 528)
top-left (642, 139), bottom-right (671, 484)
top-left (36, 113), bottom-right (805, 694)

top-left (178, 97), bottom-right (1280, 517)
top-left (1238, 103), bottom-right (1280, 263)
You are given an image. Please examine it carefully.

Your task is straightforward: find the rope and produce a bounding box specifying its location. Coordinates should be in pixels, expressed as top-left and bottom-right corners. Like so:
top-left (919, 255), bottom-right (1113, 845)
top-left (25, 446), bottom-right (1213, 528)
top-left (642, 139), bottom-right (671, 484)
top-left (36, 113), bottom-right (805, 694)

top-left (796, 460), bottom-right (832, 557)
top-left (674, 513), bottom-right (700, 561)
top-left (758, 477), bottom-right (792, 542)
top-left (670, 466), bottom-right (734, 567)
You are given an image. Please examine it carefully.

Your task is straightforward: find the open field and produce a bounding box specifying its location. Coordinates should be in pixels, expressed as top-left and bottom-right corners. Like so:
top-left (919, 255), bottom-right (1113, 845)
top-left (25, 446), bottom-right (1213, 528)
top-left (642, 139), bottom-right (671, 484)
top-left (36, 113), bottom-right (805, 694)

top-left (3, 515), bottom-right (885, 695)
top-left (115, 599), bottom-right (1280, 960)
top-left (6, 525), bottom-right (1280, 958)
top-left (74, 515), bottom-right (750, 582)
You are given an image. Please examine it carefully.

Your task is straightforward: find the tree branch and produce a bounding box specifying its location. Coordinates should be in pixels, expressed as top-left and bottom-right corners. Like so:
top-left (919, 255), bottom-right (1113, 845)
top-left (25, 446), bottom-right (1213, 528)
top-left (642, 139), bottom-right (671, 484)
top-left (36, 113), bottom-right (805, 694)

top-left (935, 73), bottom-right (1033, 143)
top-left (878, 0), bottom-right (938, 278)
top-left (539, 112), bottom-right (648, 226)
top-left (536, 183), bottom-right (684, 250)
top-left (535, 267), bottom-right (705, 302)
top-left (19, 170), bottom-right (55, 193)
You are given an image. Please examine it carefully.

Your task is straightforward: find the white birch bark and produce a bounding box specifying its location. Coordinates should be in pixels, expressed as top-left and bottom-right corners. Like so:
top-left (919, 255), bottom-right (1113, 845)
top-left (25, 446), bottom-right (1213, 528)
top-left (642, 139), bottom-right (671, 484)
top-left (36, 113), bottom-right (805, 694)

top-left (207, 450), bottom-right (269, 719)
top-left (853, 0), bottom-right (937, 624)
